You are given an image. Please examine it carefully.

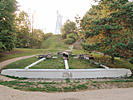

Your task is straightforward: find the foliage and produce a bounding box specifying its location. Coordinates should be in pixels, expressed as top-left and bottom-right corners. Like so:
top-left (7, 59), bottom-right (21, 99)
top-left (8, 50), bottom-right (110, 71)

top-left (32, 29), bottom-right (45, 48)
top-left (0, 0), bottom-right (18, 52)
top-left (65, 78), bottom-right (71, 83)
top-left (43, 32), bottom-right (53, 40)
top-left (0, 35), bottom-right (69, 62)
top-left (61, 19), bottom-right (78, 39)
top-left (15, 11), bottom-right (31, 48)
top-left (67, 33), bottom-right (78, 41)
top-left (81, 0), bottom-right (133, 63)
top-left (15, 11), bottom-right (45, 48)
top-left (64, 38), bottom-right (75, 44)
top-left (129, 57), bottom-right (133, 64)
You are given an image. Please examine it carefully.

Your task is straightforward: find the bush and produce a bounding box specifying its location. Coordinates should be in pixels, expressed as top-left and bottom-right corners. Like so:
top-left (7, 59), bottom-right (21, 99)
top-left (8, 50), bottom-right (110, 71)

top-left (129, 57), bottom-right (133, 64)
top-left (64, 38), bottom-right (75, 44)
top-left (67, 33), bottom-right (78, 41)
top-left (44, 33), bottom-right (53, 40)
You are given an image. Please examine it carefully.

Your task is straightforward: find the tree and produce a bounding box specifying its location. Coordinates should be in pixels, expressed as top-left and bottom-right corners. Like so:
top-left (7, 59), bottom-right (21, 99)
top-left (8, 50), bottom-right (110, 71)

top-left (0, 0), bottom-right (17, 52)
top-left (15, 11), bottom-right (31, 48)
top-left (61, 19), bottom-right (78, 39)
top-left (81, 0), bottom-right (132, 63)
top-left (32, 29), bottom-right (45, 48)
top-left (15, 11), bottom-right (45, 49)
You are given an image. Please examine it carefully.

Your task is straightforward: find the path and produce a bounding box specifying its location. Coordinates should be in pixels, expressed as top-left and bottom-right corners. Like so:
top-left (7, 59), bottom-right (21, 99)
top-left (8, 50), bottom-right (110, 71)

top-left (0, 55), bottom-right (35, 81)
top-left (69, 44), bottom-right (74, 51)
top-left (0, 55), bottom-right (35, 70)
top-left (0, 85), bottom-right (132, 100)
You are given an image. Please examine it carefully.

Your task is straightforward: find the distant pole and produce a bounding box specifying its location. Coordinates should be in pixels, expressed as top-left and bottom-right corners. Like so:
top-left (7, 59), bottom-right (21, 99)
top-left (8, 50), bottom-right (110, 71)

top-left (31, 10), bottom-right (35, 48)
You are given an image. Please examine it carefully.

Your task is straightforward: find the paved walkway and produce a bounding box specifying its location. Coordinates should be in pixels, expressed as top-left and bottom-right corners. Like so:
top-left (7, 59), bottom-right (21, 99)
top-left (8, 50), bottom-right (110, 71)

top-left (0, 55), bottom-right (35, 70)
top-left (0, 55), bottom-right (35, 81)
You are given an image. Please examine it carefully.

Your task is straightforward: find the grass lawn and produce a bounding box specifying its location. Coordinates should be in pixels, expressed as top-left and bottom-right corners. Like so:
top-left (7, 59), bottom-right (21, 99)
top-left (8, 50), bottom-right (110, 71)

top-left (41, 35), bottom-right (69, 50)
top-left (2, 48), bottom-right (132, 72)
top-left (31, 55), bottom-right (65, 69)
top-left (0, 79), bottom-right (133, 92)
top-left (0, 48), bottom-right (60, 62)
top-left (2, 54), bottom-right (99, 70)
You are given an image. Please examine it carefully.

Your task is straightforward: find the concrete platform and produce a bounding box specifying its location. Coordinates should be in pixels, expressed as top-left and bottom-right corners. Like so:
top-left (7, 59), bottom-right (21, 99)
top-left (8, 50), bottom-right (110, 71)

top-left (1, 68), bottom-right (132, 79)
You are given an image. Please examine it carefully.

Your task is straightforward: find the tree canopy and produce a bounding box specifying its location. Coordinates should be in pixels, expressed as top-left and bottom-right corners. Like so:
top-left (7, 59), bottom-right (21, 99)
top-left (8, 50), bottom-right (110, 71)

top-left (61, 19), bottom-right (78, 39)
top-left (15, 11), bottom-right (45, 49)
top-left (81, 0), bottom-right (133, 63)
top-left (61, 19), bottom-right (78, 44)
top-left (0, 0), bottom-right (17, 52)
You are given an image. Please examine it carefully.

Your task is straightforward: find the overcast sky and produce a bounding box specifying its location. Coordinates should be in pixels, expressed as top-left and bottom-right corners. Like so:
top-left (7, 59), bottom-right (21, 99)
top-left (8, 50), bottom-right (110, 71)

top-left (17, 0), bottom-right (97, 33)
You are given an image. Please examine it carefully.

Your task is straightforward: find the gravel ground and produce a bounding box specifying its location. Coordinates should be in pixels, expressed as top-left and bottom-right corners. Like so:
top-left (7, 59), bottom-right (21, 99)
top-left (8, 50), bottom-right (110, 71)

top-left (0, 85), bottom-right (133, 100)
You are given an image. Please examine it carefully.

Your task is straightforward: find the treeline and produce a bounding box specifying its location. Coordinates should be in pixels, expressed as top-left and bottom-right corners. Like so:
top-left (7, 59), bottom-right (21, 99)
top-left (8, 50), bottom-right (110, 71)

top-left (15, 11), bottom-right (52, 49)
top-left (61, 0), bottom-right (133, 63)
top-left (0, 0), bottom-right (52, 52)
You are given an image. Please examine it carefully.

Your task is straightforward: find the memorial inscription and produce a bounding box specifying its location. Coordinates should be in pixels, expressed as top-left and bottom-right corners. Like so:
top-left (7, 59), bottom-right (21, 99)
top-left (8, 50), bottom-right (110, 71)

top-left (62, 72), bottom-right (72, 78)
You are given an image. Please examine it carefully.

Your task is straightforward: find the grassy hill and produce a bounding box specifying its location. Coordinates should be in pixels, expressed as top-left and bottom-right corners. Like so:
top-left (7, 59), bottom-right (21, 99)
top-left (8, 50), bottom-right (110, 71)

top-left (41, 35), bottom-right (69, 50)
top-left (0, 35), bottom-right (132, 73)
top-left (0, 35), bottom-right (70, 62)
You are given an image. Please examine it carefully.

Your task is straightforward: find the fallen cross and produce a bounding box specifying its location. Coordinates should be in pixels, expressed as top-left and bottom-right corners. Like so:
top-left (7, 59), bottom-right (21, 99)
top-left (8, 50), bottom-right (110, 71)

top-left (1, 52), bottom-right (132, 79)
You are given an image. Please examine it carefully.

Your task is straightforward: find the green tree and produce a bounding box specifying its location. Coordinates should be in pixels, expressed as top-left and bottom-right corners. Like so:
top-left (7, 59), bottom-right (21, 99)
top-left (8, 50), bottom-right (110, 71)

top-left (32, 29), bottom-right (45, 48)
top-left (81, 0), bottom-right (132, 63)
top-left (61, 19), bottom-right (77, 39)
top-left (15, 11), bottom-right (31, 48)
top-left (15, 11), bottom-right (45, 49)
top-left (43, 32), bottom-right (53, 40)
top-left (0, 0), bottom-right (17, 52)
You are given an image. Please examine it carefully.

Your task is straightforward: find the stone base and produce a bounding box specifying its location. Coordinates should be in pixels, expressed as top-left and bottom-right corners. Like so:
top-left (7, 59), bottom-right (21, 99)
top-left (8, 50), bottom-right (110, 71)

top-left (1, 68), bottom-right (132, 79)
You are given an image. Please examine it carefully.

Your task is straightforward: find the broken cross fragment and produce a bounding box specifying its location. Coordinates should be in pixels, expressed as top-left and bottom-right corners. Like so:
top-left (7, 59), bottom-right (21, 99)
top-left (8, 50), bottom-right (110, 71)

top-left (74, 54), bottom-right (94, 60)
top-left (37, 53), bottom-right (53, 59)
top-left (62, 52), bottom-right (69, 60)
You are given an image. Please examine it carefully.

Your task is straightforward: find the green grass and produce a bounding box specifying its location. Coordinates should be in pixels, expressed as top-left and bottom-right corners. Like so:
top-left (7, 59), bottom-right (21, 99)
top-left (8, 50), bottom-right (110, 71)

top-left (31, 55), bottom-right (65, 69)
top-left (72, 49), bottom-right (133, 72)
top-left (92, 54), bottom-right (133, 72)
top-left (41, 35), bottom-right (69, 50)
top-left (68, 56), bottom-right (98, 69)
top-left (0, 78), bottom-right (133, 92)
top-left (0, 48), bottom-right (59, 62)
top-left (2, 49), bottom-right (132, 70)
top-left (2, 54), bottom-right (99, 69)
top-left (2, 57), bottom-right (38, 69)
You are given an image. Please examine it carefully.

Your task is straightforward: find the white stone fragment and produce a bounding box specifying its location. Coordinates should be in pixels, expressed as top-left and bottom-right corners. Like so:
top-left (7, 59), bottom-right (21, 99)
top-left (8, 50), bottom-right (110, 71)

top-left (25, 58), bottom-right (46, 69)
top-left (64, 60), bottom-right (69, 69)
top-left (52, 57), bottom-right (57, 59)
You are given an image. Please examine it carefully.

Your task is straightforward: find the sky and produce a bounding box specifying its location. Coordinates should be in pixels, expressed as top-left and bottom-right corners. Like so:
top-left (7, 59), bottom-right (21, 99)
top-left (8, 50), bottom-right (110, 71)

top-left (17, 0), bottom-right (97, 34)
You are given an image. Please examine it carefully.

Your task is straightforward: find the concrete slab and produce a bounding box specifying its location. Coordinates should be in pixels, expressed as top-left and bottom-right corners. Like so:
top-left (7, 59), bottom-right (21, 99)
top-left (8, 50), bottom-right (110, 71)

top-left (1, 68), bottom-right (132, 79)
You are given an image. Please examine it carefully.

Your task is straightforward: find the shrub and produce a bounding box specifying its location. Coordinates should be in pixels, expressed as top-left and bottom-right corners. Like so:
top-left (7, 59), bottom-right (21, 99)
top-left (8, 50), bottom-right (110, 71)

top-left (44, 33), bottom-right (53, 40)
top-left (67, 33), bottom-right (78, 41)
top-left (64, 38), bottom-right (75, 44)
top-left (129, 57), bottom-right (133, 64)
